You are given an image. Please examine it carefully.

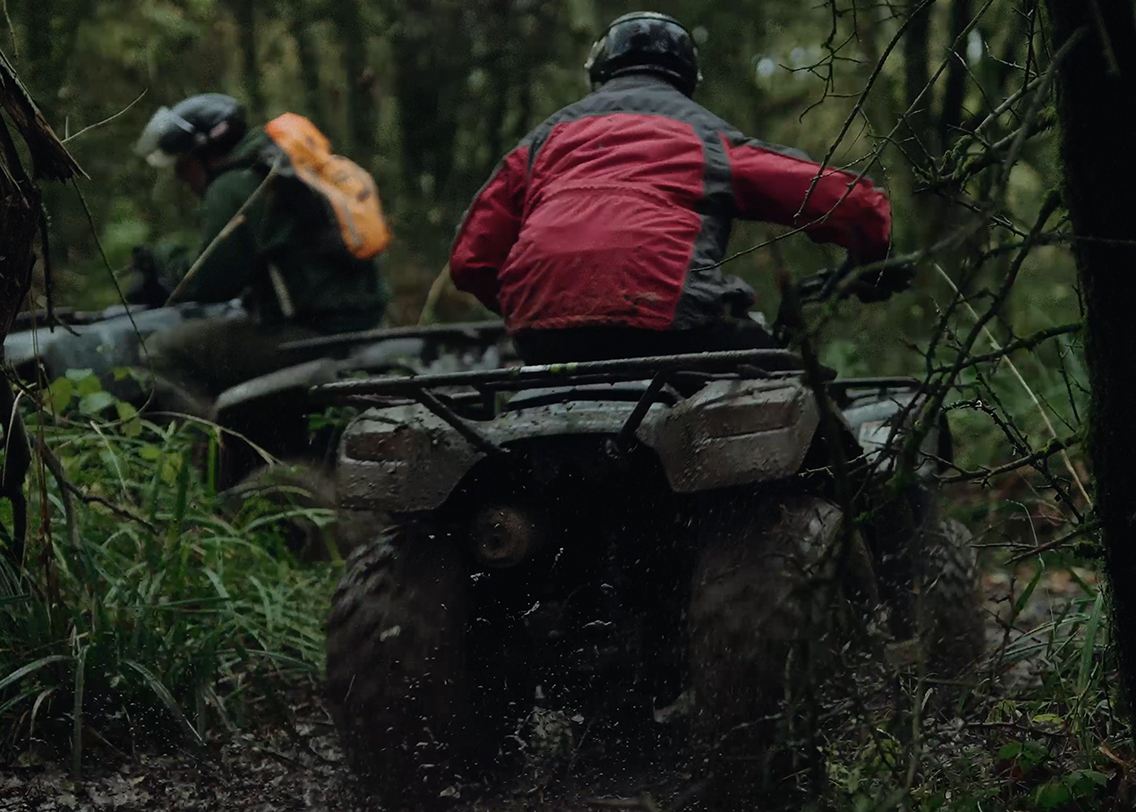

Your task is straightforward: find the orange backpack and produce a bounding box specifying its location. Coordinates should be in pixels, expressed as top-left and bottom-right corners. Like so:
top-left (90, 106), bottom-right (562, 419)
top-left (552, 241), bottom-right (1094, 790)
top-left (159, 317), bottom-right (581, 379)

top-left (265, 113), bottom-right (391, 260)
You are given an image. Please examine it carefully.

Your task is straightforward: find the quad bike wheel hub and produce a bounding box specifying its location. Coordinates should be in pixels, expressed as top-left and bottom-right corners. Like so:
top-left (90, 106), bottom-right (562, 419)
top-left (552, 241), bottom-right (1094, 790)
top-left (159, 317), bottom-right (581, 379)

top-left (471, 505), bottom-right (542, 568)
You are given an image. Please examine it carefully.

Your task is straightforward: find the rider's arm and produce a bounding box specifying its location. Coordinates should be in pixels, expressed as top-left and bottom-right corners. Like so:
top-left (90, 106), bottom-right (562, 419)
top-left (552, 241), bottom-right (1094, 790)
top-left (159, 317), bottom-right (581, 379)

top-left (449, 146), bottom-right (530, 313)
top-left (723, 135), bottom-right (892, 263)
top-left (168, 171), bottom-right (261, 303)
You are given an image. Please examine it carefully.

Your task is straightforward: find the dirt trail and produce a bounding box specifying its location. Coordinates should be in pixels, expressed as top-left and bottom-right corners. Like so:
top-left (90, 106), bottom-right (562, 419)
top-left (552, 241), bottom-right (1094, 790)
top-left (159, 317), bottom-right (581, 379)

top-left (0, 564), bottom-right (1098, 812)
top-left (981, 563), bottom-right (1100, 687)
top-left (0, 734), bottom-right (691, 812)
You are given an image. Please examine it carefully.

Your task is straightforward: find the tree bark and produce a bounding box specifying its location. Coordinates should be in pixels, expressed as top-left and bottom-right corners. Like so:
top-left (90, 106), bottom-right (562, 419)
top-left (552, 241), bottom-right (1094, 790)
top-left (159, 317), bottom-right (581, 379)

top-left (285, 0), bottom-right (324, 124)
top-left (0, 122), bottom-right (40, 561)
top-left (331, 0), bottom-right (376, 167)
top-left (902, 0), bottom-right (937, 165)
top-left (939, 0), bottom-right (972, 146)
top-left (231, 0), bottom-right (266, 120)
top-left (1, 48), bottom-right (81, 564)
top-left (484, 0), bottom-right (514, 165)
top-left (1044, 2), bottom-right (1136, 709)
top-left (22, 0), bottom-right (54, 83)
top-left (390, 0), bottom-right (465, 196)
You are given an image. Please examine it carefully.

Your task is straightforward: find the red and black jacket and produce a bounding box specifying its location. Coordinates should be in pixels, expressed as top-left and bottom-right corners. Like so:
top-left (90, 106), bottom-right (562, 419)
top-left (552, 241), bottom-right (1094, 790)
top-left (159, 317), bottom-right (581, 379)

top-left (450, 74), bottom-right (892, 333)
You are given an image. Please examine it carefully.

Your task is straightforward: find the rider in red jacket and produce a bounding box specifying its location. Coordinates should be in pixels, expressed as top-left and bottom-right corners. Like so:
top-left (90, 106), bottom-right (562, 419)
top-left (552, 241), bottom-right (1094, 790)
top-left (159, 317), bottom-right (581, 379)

top-left (451, 12), bottom-right (899, 363)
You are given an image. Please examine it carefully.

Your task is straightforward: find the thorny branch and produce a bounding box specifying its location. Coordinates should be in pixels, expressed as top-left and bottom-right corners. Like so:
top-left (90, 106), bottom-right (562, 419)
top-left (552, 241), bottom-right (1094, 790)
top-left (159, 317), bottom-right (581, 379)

top-left (768, 2), bottom-right (1103, 802)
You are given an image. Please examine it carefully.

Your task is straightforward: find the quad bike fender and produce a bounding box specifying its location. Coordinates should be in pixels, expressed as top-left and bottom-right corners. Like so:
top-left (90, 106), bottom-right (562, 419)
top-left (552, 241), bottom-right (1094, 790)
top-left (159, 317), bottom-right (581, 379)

top-left (213, 358), bottom-right (341, 420)
top-left (344, 337), bottom-right (428, 369)
top-left (337, 397), bottom-right (663, 512)
top-left (338, 379), bottom-right (825, 512)
top-left (638, 379), bottom-right (821, 493)
top-left (213, 338), bottom-right (435, 422)
top-left (841, 388), bottom-right (950, 479)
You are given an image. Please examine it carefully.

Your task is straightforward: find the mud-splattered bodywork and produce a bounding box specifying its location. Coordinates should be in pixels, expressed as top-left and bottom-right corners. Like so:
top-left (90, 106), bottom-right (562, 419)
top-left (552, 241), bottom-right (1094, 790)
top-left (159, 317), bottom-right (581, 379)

top-left (338, 377), bottom-right (944, 514)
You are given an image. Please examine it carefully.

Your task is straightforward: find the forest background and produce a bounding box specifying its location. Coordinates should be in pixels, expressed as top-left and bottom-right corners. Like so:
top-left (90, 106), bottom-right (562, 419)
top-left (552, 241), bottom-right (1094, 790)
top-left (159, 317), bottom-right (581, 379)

top-left (0, 1), bottom-right (1108, 809)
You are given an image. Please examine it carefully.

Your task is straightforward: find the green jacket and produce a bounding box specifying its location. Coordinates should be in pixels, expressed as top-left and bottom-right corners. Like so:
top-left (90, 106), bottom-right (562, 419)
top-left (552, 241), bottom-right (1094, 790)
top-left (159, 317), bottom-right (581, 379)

top-left (156, 128), bottom-right (389, 334)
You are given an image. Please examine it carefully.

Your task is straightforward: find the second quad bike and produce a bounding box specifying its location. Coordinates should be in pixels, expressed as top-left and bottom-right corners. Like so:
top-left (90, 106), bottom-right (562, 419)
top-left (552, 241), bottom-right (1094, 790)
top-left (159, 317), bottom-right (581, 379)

top-left (317, 267), bottom-right (985, 808)
top-left (211, 319), bottom-right (515, 557)
top-left (5, 303), bottom-right (515, 557)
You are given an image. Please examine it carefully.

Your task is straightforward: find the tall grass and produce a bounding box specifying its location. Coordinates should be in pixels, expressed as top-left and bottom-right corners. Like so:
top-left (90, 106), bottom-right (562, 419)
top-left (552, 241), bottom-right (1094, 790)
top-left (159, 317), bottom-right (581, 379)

top-left (0, 370), bottom-right (337, 772)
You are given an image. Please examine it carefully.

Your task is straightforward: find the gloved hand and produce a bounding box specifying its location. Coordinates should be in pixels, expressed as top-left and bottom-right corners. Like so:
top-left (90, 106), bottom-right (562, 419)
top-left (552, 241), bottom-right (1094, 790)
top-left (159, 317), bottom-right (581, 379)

top-left (853, 262), bottom-right (916, 303)
top-left (123, 246), bottom-right (173, 306)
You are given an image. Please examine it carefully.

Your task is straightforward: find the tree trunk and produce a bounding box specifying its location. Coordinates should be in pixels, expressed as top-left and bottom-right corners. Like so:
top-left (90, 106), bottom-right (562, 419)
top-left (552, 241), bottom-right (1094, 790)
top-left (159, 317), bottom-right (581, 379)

top-left (331, 0), bottom-right (376, 167)
top-left (0, 136), bottom-right (35, 562)
top-left (286, 0), bottom-right (324, 124)
top-left (484, 0), bottom-right (513, 165)
top-left (231, 0), bottom-right (266, 120)
top-left (939, 0), bottom-right (972, 146)
top-left (1044, 3), bottom-right (1136, 709)
top-left (0, 48), bottom-right (82, 564)
top-left (390, 0), bottom-right (464, 195)
top-left (22, 0), bottom-right (54, 85)
top-left (902, 0), bottom-right (937, 165)
top-left (0, 121), bottom-right (39, 325)
top-left (897, 0), bottom-right (949, 253)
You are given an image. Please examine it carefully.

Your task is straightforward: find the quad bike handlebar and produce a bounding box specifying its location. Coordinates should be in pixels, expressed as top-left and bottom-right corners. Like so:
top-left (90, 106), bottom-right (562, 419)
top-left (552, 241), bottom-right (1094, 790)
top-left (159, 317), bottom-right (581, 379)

top-left (770, 253), bottom-right (914, 345)
top-left (793, 253), bottom-right (916, 306)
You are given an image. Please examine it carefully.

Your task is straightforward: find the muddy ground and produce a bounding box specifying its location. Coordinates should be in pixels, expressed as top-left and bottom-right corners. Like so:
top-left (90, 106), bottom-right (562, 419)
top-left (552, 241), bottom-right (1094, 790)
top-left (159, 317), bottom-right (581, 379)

top-left (0, 564), bottom-right (1097, 812)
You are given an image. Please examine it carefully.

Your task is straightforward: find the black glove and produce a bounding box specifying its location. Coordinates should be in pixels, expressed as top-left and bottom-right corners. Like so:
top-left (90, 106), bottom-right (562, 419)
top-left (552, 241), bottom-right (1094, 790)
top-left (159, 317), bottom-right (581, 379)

top-left (124, 246), bottom-right (173, 306)
top-left (854, 262), bottom-right (915, 303)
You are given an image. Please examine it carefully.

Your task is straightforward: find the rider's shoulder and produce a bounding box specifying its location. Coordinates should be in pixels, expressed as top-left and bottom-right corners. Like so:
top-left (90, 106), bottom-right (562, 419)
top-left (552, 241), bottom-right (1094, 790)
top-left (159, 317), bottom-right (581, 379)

top-left (202, 165), bottom-right (261, 208)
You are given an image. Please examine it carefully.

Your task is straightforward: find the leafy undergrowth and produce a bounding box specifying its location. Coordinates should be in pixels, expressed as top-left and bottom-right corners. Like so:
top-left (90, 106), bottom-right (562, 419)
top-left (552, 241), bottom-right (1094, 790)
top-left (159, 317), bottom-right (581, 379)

top-left (820, 551), bottom-right (1129, 812)
top-left (1, 370), bottom-right (1127, 812)
top-left (0, 371), bottom-right (338, 774)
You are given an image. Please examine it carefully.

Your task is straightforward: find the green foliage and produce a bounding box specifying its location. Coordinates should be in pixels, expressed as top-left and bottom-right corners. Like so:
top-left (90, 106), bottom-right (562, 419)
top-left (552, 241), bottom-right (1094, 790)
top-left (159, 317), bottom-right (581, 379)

top-left (306, 404), bottom-right (359, 436)
top-left (821, 553), bottom-right (1121, 812)
top-left (0, 376), bottom-right (337, 767)
top-left (0, 0), bottom-right (1105, 805)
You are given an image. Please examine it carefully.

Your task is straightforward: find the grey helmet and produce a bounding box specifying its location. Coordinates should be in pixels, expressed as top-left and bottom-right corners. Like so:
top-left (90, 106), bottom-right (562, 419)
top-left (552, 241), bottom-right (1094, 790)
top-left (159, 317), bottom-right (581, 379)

top-left (134, 93), bottom-right (248, 167)
top-left (585, 12), bottom-right (702, 98)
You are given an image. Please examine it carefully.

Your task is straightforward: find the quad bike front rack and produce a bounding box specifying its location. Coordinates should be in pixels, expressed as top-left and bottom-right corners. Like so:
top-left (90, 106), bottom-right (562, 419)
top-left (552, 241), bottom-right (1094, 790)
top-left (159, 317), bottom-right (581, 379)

top-left (311, 348), bottom-right (927, 458)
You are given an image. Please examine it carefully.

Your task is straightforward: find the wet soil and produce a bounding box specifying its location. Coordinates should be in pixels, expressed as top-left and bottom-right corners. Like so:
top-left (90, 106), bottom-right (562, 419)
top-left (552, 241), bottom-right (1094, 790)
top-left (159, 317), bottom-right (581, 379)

top-left (0, 563), bottom-right (1098, 812)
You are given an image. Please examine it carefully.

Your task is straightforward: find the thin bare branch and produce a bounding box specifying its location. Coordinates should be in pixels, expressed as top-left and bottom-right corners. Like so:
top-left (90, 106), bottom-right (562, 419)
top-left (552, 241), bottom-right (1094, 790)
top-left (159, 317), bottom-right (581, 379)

top-left (61, 90), bottom-right (148, 145)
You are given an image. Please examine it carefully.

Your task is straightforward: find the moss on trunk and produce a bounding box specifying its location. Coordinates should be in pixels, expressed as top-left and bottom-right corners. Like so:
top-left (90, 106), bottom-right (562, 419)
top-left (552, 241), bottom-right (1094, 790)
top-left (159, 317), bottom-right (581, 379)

top-left (1045, 0), bottom-right (1136, 710)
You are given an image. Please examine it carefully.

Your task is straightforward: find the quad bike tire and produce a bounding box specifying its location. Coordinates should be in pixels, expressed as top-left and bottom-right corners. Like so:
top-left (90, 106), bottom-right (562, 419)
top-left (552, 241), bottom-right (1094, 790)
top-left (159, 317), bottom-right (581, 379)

top-left (325, 523), bottom-right (471, 809)
top-left (871, 487), bottom-right (985, 682)
top-left (688, 494), bottom-right (876, 809)
top-left (217, 461), bottom-right (339, 562)
top-left (909, 512), bottom-right (985, 680)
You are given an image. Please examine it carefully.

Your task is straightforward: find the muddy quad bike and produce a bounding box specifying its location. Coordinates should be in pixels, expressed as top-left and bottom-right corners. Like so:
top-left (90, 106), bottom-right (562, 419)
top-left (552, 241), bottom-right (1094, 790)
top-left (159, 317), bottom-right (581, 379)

top-left (210, 320), bottom-right (514, 557)
top-left (3, 299), bottom-right (246, 395)
top-left (5, 303), bottom-right (514, 558)
top-left (321, 264), bottom-right (982, 808)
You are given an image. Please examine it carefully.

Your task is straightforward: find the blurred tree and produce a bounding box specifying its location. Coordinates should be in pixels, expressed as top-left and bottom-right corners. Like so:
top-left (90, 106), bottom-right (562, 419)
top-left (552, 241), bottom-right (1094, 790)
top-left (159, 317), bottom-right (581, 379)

top-left (227, 0), bottom-right (266, 120)
top-left (284, 0), bottom-right (325, 124)
top-left (332, 0), bottom-right (377, 166)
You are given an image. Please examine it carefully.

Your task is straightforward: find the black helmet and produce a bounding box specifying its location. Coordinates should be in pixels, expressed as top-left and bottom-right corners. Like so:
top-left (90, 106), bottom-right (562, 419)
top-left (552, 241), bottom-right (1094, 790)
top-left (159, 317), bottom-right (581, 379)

top-left (134, 93), bottom-right (248, 167)
top-left (585, 12), bottom-right (702, 97)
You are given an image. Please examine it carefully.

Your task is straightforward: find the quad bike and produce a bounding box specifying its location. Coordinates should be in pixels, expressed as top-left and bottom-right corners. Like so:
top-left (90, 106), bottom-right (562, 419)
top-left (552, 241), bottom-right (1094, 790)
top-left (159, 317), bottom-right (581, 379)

top-left (335, 263), bottom-right (983, 806)
top-left (3, 299), bottom-right (246, 390)
top-left (4, 301), bottom-right (514, 558)
top-left (211, 319), bottom-right (514, 557)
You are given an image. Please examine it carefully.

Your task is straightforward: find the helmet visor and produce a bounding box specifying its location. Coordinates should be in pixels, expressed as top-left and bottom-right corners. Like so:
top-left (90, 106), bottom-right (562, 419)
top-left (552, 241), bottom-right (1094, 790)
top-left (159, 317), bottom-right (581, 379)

top-left (134, 106), bottom-right (198, 166)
